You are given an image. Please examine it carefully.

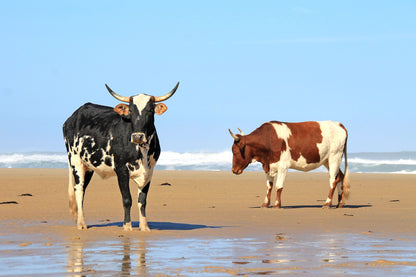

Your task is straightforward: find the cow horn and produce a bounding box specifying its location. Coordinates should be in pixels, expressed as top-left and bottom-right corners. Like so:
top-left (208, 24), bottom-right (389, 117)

top-left (229, 129), bottom-right (240, 142)
top-left (154, 82), bottom-right (180, 102)
top-left (237, 128), bottom-right (245, 136)
top-left (105, 84), bottom-right (130, 103)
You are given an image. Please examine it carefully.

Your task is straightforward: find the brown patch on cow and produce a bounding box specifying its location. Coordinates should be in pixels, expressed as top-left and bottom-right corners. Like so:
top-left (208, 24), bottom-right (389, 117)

top-left (338, 122), bottom-right (348, 135)
top-left (231, 123), bottom-right (287, 174)
top-left (335, 170), bottom-right (345, 208)
top-left (244, 123), bottom-right (287, 173)
top-left (286, 121), bottom-right (322, 164)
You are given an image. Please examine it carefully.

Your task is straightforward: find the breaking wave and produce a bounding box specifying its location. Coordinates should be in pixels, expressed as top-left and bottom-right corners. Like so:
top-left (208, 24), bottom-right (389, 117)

top-left (0, 153), bottom-right (68, 169)
top-left (156, 151), bottom-right (233, 171)
top-left (0, 151), bottom-right (415, 174)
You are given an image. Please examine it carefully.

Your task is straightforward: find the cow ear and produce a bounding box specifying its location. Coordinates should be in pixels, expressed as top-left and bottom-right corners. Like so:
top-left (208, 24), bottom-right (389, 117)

top-left (155, 103), bottom-right (167, 115)
top-left (114, 104), bottom-right (130, 116)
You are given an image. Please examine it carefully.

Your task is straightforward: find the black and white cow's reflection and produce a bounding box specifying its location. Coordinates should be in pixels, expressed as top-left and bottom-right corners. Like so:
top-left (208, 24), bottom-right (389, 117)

top-left (67, 237), bottom-right (147, 276)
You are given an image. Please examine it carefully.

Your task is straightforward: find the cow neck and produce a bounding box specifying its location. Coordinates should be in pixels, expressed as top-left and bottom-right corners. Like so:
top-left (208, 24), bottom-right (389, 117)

top-left (243, 134), bottom-right (268, 165)
top-left (244, 124), bottom-right (287, 173)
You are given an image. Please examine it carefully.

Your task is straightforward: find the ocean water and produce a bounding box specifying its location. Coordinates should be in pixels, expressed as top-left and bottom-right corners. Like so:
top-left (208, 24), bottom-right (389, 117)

top-left (1, 232), bottom-right (415, 276)
top-left (0, 151), bottom-right (415, 174)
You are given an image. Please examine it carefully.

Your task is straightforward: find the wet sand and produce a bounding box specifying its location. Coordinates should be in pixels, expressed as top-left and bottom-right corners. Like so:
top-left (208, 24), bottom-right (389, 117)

top-left (1, 169), bottom-right (416, 275)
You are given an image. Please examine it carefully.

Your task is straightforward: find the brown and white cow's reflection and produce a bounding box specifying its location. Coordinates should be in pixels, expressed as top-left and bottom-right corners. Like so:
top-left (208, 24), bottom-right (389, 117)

top-left (67, 236), bottom-right (147, 276)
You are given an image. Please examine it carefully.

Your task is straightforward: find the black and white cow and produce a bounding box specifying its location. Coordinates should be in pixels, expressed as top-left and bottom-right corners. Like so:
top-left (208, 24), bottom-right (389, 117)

top-left (63, 82), bottom-right (179, 231)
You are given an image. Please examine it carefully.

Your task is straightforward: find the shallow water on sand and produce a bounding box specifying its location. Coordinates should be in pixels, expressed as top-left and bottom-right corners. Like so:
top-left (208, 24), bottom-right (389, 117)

top-left (1, 232), bottom-right (415, 276)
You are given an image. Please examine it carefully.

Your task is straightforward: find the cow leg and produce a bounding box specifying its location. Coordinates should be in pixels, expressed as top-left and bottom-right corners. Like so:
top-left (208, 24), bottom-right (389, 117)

top-left (335, 170), bottom-right (345, 208)
top-left (274, 187), bottom-right (283, 208)
top-left (68, 165), bottom-right (77, 219)
top-left (83, 170), bottom-right (94, 192)
top-left (262, 175), bottom-right (274, 208)
top-left (70, 164), bottom-right (92, 230)
top-left (272, 168), bottom-right (287, 209)
top-left (138, 182), bottom-right (151, 232)
top-left (132, 175), bottom-right (151, 232)
top-left (323, 186), bottom-right (335, 208)
top-left (323, 157), bottom-right (343, 209)
top-left (115, 168), bottom-right (133, 231)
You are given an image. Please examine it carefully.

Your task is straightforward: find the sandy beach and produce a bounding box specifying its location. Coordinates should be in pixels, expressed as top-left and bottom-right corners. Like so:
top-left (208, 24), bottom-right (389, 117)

top-left (1, 169), bottom-right (416, 275)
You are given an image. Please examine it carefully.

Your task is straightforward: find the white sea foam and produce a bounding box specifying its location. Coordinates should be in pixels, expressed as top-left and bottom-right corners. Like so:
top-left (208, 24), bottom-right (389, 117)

top-left (158, 151), bottom-right (232, 167)
top-left (390, 170), bottom-right (416, 174)
top-left (0, 153), bottom-right (68, 168)
top-left (349, 158), bottom-right (416, 166)
top-left (0, 151), bottom-right (415, 173)
top-left (0, 153), bottom-right (67, 163)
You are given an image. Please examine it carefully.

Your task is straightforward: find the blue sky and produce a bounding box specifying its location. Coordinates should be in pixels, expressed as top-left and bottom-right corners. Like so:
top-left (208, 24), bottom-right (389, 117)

top-left (1, 1), bottom-right (415, 153)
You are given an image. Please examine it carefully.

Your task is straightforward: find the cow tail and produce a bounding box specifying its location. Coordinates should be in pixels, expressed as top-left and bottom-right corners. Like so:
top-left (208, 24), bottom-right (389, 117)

top-left (68, 165), bottom-right (77, 219)
top-left (343, 137), bottom-right (350, 199)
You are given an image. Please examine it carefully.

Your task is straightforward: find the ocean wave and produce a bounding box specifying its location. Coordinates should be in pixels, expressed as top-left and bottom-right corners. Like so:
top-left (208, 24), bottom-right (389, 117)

top-left (348, 158), bottom-right (416, 166)
top-left (156, 151), bottom-right (234, 171)
top-left (390, 170), bottom-right (416, 174)
top-left (0, 151), bottom-right (415, 174)
top-left (158, 151), bottom-right (232, 166)
top-left (0, 153), bottom-right (67, 164)
top-left (0, 153), bottom-right (68, 168)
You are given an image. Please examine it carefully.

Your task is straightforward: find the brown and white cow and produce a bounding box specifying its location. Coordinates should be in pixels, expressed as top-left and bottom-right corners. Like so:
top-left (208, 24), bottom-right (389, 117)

top-left (229, 121), bottom-right (349, 208)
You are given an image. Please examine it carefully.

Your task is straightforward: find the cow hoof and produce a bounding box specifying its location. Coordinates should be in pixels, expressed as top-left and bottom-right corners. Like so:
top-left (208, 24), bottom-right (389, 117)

top-left (272, 205), bottom-right (281, 209)
top-left (322, 205), bottom-right (331, 209)
top-left (77, 223), bottom-right (87, 230)
top-left (139, 226), bottom-right (151, 232)
top-left (123, 222), bottom-right (133, 231)
top-left (336, 204), bottom-right (344, 208)
top-left (261, 203), bottom-right (270, 208)
top-left (77, 219), bottom-right (87, 230)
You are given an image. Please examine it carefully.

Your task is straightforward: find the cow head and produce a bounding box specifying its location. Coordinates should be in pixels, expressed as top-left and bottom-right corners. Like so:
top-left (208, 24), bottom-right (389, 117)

top-left (106, 82), bottom-right (179, 145)
top-left (229, 128), bottom-right (251, 175)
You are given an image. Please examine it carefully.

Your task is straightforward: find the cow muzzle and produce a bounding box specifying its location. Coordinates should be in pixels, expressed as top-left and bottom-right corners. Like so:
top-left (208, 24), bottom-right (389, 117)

top-left (131, 132), bottom-right (147, 145)
top-left (232, 168), bottom-right (243, 175)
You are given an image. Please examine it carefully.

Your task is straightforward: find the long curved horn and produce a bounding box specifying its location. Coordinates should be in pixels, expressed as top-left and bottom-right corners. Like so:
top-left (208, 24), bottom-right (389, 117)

top-left (105, 84), bottom-right (130, 103)
top-left (154, 82), bottom-right (180, 102)
top-left (229, 129), bottom-right (240, 142)
top-left (237, 128), bottom-right (245, 136)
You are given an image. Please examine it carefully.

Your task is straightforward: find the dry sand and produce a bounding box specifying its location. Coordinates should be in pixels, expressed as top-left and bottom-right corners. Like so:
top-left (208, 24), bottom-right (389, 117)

top-left (1, 169), bottom-right (415, 237)
top-left (1, 169), bottom-right (415, 275)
